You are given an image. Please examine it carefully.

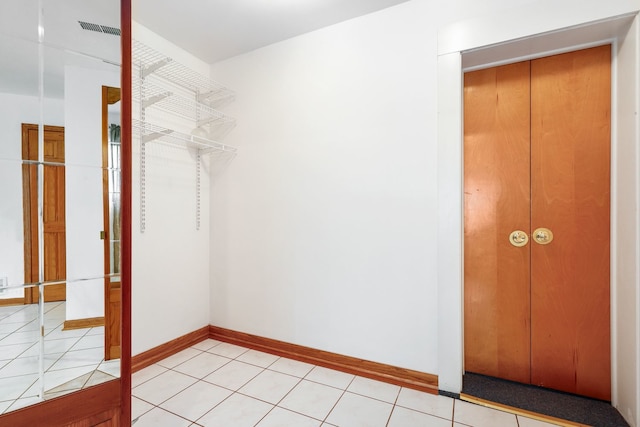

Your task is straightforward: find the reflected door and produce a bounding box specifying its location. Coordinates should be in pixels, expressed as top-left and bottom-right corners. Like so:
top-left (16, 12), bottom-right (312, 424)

top-left (463, 45), bottom-right (611, 400)
top-left (103, 86), bottom-right (121, 360)
top-left (22, 124), bottom-right (67, 303)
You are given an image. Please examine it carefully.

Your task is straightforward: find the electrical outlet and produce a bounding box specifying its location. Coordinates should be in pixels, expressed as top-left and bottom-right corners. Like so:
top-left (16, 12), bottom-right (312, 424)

top-left (0, 277), bottom-right (7, 296)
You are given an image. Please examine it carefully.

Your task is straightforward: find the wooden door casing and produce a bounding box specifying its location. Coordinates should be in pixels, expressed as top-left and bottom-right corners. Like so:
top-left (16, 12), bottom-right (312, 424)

top-left (102, 86), bottom-right (122, 360)
top-left (463, 45), bottom-right (611, 400)
top-left (530, 45), bottom-right (611, 400)
top-left (463, 61), bottom-right (532, 384)
top-left (22, 124), bottom-right (67, 303)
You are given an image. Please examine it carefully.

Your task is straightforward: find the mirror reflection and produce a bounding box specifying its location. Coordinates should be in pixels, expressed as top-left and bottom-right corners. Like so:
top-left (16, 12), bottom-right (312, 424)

top-left (0, 0), bottom-right (121, 414)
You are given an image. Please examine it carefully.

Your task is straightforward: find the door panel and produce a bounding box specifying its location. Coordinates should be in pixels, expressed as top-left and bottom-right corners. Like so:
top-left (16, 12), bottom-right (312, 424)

top-left (22, 124), bottom-right (66, 303)
top-left (463, 61), bottom-right (532, 383)
top-left (530, 45), bottom-right (611, 400)
top-left (463, 45), bottom-right (611, 401)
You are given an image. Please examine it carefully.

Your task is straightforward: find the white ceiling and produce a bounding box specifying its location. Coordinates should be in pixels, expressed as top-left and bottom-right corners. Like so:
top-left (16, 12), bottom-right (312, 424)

top-left (0, 0), bottom-right (412, 98)
top-left (133, 0), bottom-right (412, 64)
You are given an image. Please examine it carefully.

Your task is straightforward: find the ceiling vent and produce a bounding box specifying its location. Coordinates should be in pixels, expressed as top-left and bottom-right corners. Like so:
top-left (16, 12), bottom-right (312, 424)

top-left (78, 21), bottom-right (121, 36)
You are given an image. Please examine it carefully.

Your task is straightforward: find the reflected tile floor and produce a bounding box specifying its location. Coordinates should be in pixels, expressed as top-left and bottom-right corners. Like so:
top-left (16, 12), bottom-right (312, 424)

top-left (133, 340), bottom-right (560, 427)
top-left (0, 302), bottom-right (118, 414)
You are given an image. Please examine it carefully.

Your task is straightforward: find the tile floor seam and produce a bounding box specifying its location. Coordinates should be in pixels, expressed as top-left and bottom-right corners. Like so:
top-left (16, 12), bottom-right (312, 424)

top-left (453, 396), bottom-right (457, 425)
top-left (319, 370), bottom-right (357, 425)
top-left (191, 389), bottom-right (251, 425)
top-left (342, 388), bottom-right (402, 407)
top-left (184, 361), bottom-right (264, 394)
top-left (385, 404), bottom-right (396, 427)
top-left (78, 370), bottom-right (93, 390)
top-left (131, 363), bottom-right (168, 387)
top-left (138, 368), bottom-right (198, 407)
top-left (226, 373), bottom-right (342, 425)
top-left (159, 349), bottom-right (205, 370)
top-left (132, 395), bottom-right (157, 410)
top-left (252, 404), bottom-right (278, 426)
top-left (383, 388), bottom-right (402, 427)
top-left (232, 358), bottom-right (279, 371)
top-left (172, 358), bottom-right (234, 381)
top-left (154, 405), bottom-right (196, 426)
top-left (10, 377), bottom-right (40, 412)
top-left (264, 374), bottom-right (308, 424)
top-left (274, 404), bottom-right (326, 424)
top-left (233, 388), bottom-right (292, 409)
top-left (393, 402), bottom-right (454, 424)
top-left (204, 343), bottom-right (250, 360)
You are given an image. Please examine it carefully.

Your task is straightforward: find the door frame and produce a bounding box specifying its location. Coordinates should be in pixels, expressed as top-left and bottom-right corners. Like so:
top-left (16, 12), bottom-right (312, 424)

top-left (436, 7), bottom-right (639, 418)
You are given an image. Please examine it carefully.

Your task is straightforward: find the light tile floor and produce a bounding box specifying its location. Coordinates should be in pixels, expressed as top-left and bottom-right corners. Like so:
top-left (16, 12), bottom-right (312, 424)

top-left (133, 339), bottom-right (561, 427)
top-left (0, 302), bottom-right (120, 414)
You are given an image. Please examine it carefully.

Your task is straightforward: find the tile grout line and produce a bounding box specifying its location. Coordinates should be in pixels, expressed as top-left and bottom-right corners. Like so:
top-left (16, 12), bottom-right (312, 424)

top-left (250, 361), bottom-right (305, 427)
top-left (135, 341), bottom-right (542, 427)
top-left (193, 345), bottom-right (270, 425)
top-left (384, 386), bottom-right (402, 427)
top-left (319, 370), bottom-right (358, 426)
top-left (0, 302), bottom-right (115, 415)
top-left (135, 343), bottom-right (268, 425)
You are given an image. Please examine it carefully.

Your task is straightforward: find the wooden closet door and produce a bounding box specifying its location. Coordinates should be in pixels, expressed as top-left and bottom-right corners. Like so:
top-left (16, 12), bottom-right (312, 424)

top-left (463, 61), bottom-right (532, 383)
top-left (530, 45), bottom-right (611, 400)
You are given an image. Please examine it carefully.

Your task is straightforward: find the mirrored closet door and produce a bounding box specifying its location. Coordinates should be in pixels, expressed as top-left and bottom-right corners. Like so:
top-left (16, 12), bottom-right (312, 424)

top-left (0, 0), bottom-right (131, 424)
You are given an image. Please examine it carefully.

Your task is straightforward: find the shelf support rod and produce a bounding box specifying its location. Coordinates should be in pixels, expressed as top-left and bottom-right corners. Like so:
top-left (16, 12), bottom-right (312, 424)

top-left (139, 66), bottom-right (147, 233)
top-left (196, 149), bottom-right (201, 230)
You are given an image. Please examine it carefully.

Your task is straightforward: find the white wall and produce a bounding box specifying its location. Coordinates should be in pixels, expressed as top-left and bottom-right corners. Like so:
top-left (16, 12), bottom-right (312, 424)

top-left (130, 22), bottom-right (212, 355)
top-left (208, 0), bottom-right (533, 375)
top-left (210, 0), bottom-right (640, 425)
top-left (0, 93), bottom-right (64, 298)
top-left (64, 65), bottom-right (120, 320)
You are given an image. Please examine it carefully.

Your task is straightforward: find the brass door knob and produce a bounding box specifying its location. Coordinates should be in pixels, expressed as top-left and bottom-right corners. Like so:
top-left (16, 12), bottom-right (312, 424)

top-left (533, 227), bottom-right (553, 245)
top-left (509, 230), bottom-right (529, 247)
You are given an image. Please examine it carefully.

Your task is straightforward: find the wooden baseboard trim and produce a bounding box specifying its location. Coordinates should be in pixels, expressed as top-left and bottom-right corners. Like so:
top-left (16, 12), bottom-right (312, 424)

top-left (0, 298), bottom-right (26, 306)
top-left (209, 325), bottom-right (438, 394)
top-left (460, 393), bottom-right (588, 427)
top-left (132, 326), bottom-right (210, 373)
top-left (63, 317), bottom-right (104, 330)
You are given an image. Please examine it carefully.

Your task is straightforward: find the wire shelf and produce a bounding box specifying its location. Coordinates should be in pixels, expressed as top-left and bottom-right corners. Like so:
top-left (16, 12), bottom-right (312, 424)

top-left (134, 78), bottom-right (236, 129)
top-left (133, 39), bottom-right (235, 108)
top-left (133, 39), bottom-right (236, 233)
top-left (133, 119), bottom-right (237, 154)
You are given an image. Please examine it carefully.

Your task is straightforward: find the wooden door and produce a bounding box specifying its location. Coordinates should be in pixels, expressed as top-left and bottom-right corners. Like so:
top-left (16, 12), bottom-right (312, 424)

top-left (463, 61), bottom-right (532, 384)
top-left (463, 45), bottom-right (611, 400)
top-left (22, 124), bottom-right (67, 303)
top-left (103, 86), bottom-right (121, 360)
top-left (530, 46), bottom-right (611, 400)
